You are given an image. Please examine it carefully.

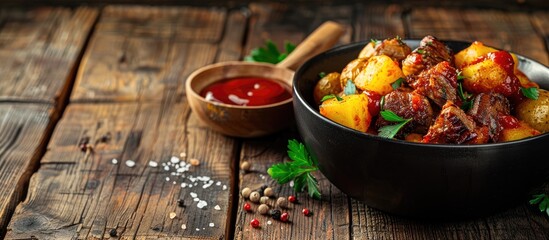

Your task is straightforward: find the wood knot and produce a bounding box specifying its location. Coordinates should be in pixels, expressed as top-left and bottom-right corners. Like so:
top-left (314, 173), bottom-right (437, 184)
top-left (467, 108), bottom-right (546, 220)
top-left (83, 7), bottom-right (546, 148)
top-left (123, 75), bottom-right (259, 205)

top-left (11, 214), bottom-right (50, 232)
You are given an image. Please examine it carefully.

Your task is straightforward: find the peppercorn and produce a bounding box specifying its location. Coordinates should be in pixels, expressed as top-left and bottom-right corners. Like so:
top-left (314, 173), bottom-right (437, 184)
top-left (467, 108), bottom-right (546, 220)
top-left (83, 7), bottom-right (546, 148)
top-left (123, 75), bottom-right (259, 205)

top-left (250, 219), bottom-right (260, 228)
top-left (269, 209), bottom-right (282, 220)
top-left (177, 199), bottom-right (185, 208)
top-left (263, 187), bottom-right (274, 197)
top-left (240, 161), bottom-right (251, 171)
top-left (109, 228), bottom-right (117, 237)
top-left (260, 196), bottom-right (269, 204)
top-left (288, 195), bottom-right (297, 203)
top-left (243, 202), bottom-right (252, 212)
top-left (249, 191), bottom-right (261, 203)
top-left (280, 212), bottom-right (289, 222)
top-left (302, 208), bottom-right (311, 216)
top-left (276, 197), bottom-right (288, 209)
top-left (258, 204), bottom-right (270, 215)
top-left (241, 187), bottom-right (252, 199)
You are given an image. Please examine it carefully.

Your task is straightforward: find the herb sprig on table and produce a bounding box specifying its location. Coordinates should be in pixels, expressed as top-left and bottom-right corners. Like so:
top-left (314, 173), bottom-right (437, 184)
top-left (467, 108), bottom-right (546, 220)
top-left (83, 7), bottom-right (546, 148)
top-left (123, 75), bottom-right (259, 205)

top-left (530, 193), bottom-right (549, 217)
top-left (245, 40), bottom-right (296, 64)
top-left (268, 139), bottom-right (321, 199)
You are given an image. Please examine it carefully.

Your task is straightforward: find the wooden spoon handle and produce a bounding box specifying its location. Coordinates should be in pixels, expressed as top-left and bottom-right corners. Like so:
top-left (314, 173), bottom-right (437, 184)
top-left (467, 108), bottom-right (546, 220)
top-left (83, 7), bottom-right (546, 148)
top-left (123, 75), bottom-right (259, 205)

top-left (276, 21), bottom-right (346, 71)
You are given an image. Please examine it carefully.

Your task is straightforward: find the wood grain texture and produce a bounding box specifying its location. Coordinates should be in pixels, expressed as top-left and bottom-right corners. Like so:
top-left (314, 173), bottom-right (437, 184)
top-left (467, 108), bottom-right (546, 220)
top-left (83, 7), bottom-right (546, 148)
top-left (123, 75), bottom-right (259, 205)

top-left (353, 3), bottom-right (407, 41)
top-left (71, 5), bottom-right (228, 103)
top-left (0, 104), bottom-right (54, 238)
top-left (6, 101), bottom-right (237, 239)
top-left (234, 3), bottom-right (353, 239)
top-left (406, 7), bottom-right (549, 65)
top-left (0, 7), bottom-right (98, 105)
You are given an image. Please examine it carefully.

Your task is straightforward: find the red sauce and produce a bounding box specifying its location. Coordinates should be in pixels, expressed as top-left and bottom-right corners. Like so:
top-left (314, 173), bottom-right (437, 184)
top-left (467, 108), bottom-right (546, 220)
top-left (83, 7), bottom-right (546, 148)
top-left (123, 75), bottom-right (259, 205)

top-left (364, 90), bottom-right (381, 116)
top-left (200, 77), bottom-right (291, 106)
top-left (498, 115), bottom-right (520, 129)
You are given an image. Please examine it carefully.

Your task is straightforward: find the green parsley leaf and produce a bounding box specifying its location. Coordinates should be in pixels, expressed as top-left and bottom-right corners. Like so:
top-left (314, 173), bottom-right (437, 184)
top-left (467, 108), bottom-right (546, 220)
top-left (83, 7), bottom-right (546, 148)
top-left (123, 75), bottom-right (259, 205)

top-left (521, 87), bottom-right (539, 100)
top-left (318, 72), bottom-right (327, 78)
top-left (529, 193), bottom-right (549, 217)
top-left (344, 79), bottom-right (356, 95)
top-left (417, 49), bottom-right (426, 54)
top-left (321, 94), bottom-right (342, 102)
top-left (370, 39), bottom-right (379, 45)
top-left (391, 77), bottom-right (405, 90)
top-left (457, 70), bottom-right (466, 80)
top-left (378, 110), bottom-right (412, 138)
top-left (245, 40), bottom-right (296, 64)
top-left (458, 82), bottom-right (473, 111)
top-left (268, 139), bottom-right (321, 199)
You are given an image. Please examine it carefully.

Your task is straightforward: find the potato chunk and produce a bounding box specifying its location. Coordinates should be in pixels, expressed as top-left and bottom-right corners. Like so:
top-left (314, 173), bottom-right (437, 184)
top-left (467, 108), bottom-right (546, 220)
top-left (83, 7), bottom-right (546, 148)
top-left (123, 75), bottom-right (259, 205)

top-left (319, 94), bottom-right (371, 132)
top-left (461, 51), bottom-right (520, 97)
top-left (340, 58), bottom-right (369, 90)
top-left (313, 72), bottom-right (342, 104)
top-left (454, 41), bottom-right (518, 69)
top-left (515, 89), bottom-right (549, 133)
top-left (499, 116), bottom-right (541, 142)
top-left (354, 55), bottom-right (405, 95)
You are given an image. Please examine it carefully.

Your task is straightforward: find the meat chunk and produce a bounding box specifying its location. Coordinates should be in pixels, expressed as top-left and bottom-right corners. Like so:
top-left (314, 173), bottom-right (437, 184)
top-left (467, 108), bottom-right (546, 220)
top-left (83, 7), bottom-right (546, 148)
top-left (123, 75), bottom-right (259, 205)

top-left (407, 61), bottom-right (458, 107)
top-left (376, 90), bottom-right (435, 137)
top-left (423, 101), bottom-right (489, 144)
top-left (359, 37), bottom-right (412, 64)
top-left (467, 92), bottom-right (511, 142)
top-left (402, 36), bottom-right (453, 77)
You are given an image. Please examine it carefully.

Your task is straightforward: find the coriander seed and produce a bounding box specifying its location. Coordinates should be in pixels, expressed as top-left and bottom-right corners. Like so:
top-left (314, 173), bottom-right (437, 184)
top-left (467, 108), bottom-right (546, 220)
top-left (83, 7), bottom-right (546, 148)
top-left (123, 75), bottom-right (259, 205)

top-left (241, 187), bottom-right (252, 198)
top-left (249, 191), bottom-right (261, 203)
top-left (258, 204), bottom-right (270, 215)
top-left (240, 161), bottom-right (251, 171)
top-left (276, 197), bottom-right (288, 209)
top-left (260, 196), bottom-right (269, 204)
top-left (263, 187), bottom-right (274, 197)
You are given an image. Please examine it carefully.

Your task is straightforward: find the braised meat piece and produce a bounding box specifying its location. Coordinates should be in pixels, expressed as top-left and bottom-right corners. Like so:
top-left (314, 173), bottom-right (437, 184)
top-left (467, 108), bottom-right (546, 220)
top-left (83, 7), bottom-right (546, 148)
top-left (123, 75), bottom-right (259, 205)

top-left (402, 36), bottom-right (453, 77)
top-left (467, 92), bottom-right (511, 142)
top-left (406, 61), bottom-right (458, 107)
top-left (423, 101), bottom-right (490, 144)
top-left (376, 90), bottom-right (435, 137)
top-left (359, 37), bottom-right (412, 64)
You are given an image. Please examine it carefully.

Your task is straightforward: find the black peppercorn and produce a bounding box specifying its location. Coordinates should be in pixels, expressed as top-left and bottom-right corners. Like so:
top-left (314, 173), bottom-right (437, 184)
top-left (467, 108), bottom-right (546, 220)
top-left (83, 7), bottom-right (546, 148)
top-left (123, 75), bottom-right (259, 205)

top-left (109, 228), bottom-right (117, 237)
top-left (177, 199), bottom-right (185, 208)
top-left (269, 209), bottom-right (282, 220)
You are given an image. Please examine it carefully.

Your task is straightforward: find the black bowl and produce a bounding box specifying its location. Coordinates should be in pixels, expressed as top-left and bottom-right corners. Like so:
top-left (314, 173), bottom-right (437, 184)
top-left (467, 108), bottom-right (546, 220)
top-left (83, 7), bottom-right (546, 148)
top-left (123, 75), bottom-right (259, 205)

top-left (293, 40), bottom-right (549, 219)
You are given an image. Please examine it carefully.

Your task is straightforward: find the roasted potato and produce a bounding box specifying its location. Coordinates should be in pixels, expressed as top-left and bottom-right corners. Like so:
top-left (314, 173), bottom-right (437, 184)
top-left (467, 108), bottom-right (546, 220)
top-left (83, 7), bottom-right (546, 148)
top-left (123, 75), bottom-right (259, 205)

top-left (319, 94), bottom-right (371, 132)
top-left (359, 38), bottom-right (411, 63)
top-left (515, 89), bottom-right (549, 133)
top-left (499, 116), bottom-right (541, 142)
top-left (313, 72), bottom-right (342, 104)
top-left (454, 41), bottom-right (518, 69)
top-left (461, 50), bottom-right (520, 97)
top-left (354, 55), bottom-right (405, 95)
top-left (358, 41), bottom-right (376, 60)
top-left (340, 58), bottom-right (369, 90)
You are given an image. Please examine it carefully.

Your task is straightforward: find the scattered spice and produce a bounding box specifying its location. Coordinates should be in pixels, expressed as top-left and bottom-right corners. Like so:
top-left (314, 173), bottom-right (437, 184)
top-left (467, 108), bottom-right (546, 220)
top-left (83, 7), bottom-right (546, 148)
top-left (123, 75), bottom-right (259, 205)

top-left (258, 204), bottom-right (270, 215)
top-left (267, 220), bottom-right (272, 225)
top-left (98, 132), bottom-right (111, 143)
top-left (180, 152), bottom-right (187, 158)
top-left (209, 223), bottom-right (215, 227)
top-left (249, 191), bottom-right (261, 203)
top-left (302, 208), bottom-right (311, 216)
top-left (148, 161), bottom-right (158, 167)
top-left (240, 161), bottom-right (251, 171)
top-left (288, 195), bottom-right (297, 203)
top-left (244, 202), bottom-right (252, 212)
top-left (276, 197), bottom-right (288, 209)
top-left (125, 160), bottom-right (136, 168)
top-left (241, 188), bottom-right (252, 198)
top-left (109, 228), bottom-right (117, 237)
top-left (189, 158), bottom-right (200, 166)
top-left (269, 209), bottom-right (282, 220)
top-left (169, 212), bottom-right (177, 219)
top-left (181, 224), bottom-right (187, 230)
top-left (214, 205), bottom-right (221, 211)
top-left (260, 196), bottom-right (269, 204)
top-left (280, 212), bottom-right (289, 222)
top-left (263, 187), bottom-right (274, 197)
top-left (250, 219), bottom-right (260, 228)
top-left (111, 158), bottom-right (118, 165)
top-left (177, 199), bottom-right (185, 208)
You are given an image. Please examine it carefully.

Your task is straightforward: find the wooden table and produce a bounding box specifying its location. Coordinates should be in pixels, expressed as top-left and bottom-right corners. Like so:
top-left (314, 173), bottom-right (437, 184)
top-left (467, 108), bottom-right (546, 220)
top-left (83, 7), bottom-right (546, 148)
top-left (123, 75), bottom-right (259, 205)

top-left (1, 2), bottom-right (548, 239)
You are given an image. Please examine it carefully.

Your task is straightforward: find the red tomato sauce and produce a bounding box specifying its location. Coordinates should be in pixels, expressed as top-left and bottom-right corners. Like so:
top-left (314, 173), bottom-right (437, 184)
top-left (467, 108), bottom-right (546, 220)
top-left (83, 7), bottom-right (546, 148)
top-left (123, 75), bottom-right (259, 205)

top-left (200, 77), bottom-right (291, 106)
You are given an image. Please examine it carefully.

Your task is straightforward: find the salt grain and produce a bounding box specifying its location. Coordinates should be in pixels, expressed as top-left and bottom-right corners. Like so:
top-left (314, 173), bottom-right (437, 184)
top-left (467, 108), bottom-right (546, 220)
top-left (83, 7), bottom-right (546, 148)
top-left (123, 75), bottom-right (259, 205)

top-left (180, 152), bottom-right (186, 158)
top-left (222, 185), bottom-right (227, 190)
top-left (209, 223), bottom-right (215, 227)
top-left (216, 181), bottom-right (221, 186)
top-left (190, 192), bottom-right (197, 198)
top-left (196, 228), bottom-right (200, 231)
top-left (197, 200), bottom-right (207, 209)
top-left (181, 224), bottom-right (186, 230)
top-left (173, 181), bottom-right (177, 185)
top-left (164, 166), bottom-right (170, 171)
top-left (111, 158), bottom-right (118, 164)
top-left (148, 161), bottom-right (158, 167)
top-left (170, 156), bottom-right (180, 164)
top-left (193, 198), bottom-right (199, 202)
top-left (165, 177), bottom-right (170, 182)
top-left (125, 160), bottom-right (136, 168)
top-left (169, 212), bottom-right (176, 219)
top-left (181, 183), bottom-right (187, 188)
top-left (214, 205), bottom-right (221, 211)
top-left (267, 220), bottom-right (272, 225)
top-left (289, 180), bottom-right (294, 187)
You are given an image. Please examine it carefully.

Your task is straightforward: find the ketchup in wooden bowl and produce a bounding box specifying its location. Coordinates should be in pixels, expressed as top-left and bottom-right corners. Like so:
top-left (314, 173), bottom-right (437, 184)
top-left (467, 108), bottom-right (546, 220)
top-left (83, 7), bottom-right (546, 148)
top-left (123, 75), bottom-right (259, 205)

top-left (200, 77), bottom-right (292, 106)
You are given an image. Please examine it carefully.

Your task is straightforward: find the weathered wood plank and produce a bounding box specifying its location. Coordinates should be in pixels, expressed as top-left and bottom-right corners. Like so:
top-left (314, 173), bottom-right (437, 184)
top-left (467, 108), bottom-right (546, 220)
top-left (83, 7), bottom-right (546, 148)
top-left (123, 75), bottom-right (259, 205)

top-left (235, 3), bottom-right (353, 239)
top-left (0, 7), bottom-right (98, 105)
top-left (531, 11), bottom-right (549, 65)
top-left (354, 3), bottom-right (407, 40)
top-left (5, 101), bottom-right (237, 239)
top-left (0, 104), bottom-right (54, 238)
top-left (406, 7), bottom-right (549, 65)
top-left (71, 5), bottom-right (228, 103)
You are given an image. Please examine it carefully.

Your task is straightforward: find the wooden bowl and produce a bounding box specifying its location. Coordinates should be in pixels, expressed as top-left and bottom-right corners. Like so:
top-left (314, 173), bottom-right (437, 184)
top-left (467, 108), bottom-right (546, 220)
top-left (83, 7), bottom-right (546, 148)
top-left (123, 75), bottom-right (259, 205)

top-left (186, 61), bottom-right (294, 138)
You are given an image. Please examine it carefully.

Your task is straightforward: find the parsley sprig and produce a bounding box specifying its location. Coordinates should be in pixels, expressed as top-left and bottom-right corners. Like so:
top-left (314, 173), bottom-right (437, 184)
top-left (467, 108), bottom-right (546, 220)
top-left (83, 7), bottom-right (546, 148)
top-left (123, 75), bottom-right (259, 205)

top-left (245, 40), bottom-right (296, 64)
top-left (321, 94), bottom-right (342, 102)
top-left (529, 193), bottom-right (549, 217)
top-left (457, 71), bottom-right (473, 111)
top-left (521, 87), bottom-right (539, 100)
top-left (378, 110), bottom-right (412, 138)
top-left (268, 139), bottom-right (321, 199)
